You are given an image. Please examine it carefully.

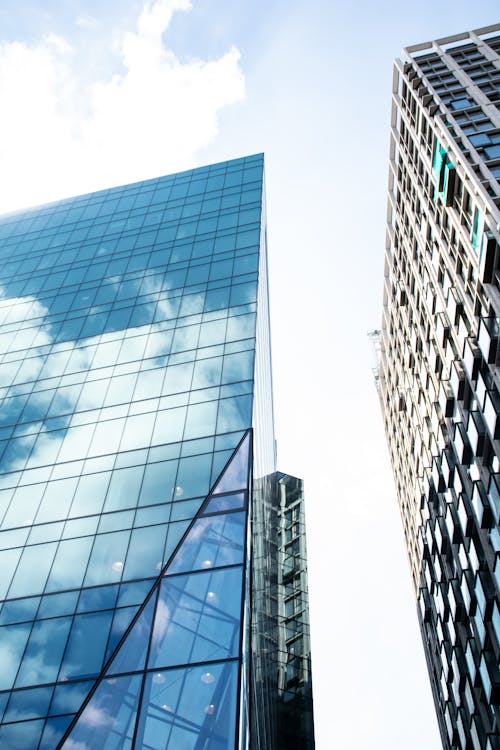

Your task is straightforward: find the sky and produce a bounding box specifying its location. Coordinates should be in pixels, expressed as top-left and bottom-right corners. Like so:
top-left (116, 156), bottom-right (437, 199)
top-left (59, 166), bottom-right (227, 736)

top-left (0, 1), bottom-right (499, 747)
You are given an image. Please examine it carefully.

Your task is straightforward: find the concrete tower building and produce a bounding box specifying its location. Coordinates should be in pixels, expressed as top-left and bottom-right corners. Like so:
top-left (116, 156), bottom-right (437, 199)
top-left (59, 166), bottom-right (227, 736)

top-left (380, 23), bottom-right (500, 750)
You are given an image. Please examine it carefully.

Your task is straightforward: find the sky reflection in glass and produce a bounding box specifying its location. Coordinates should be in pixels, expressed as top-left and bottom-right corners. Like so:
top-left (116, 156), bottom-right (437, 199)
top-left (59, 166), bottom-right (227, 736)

top-left (0, 154), bottom-right (262, 747)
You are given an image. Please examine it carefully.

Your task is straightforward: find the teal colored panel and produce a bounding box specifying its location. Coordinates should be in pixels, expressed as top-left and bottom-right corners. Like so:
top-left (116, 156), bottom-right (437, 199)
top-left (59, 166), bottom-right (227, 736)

top-left (226, 312), bottom-right (256, 341)
top-left (198, 319), bottom-right (227, 348)
top-left (472, 207), bottom-right (481, 250)
top-left (62, 516), bottom-right (99, 539)
top-left (432, 139), bottom-right (446, 177)
top-left (432, 139), bottom-right (454, 203)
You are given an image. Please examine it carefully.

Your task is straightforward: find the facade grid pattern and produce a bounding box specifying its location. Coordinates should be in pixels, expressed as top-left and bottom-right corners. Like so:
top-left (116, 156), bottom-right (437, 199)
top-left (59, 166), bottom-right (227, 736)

top-left (380, 23), bottom-right (500, 750)
top-left (0, 155), bottom-right (315, 749)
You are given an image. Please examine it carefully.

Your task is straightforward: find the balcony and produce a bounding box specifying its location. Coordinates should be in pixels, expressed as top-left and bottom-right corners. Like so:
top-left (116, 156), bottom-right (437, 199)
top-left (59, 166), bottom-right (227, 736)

top-left (483, 389), bottom-right (500, 440)
top-left (454, 421), bottom-right (472, 465)
top-left (462, 338), bottom-right (481, 382)
top-left (467, 411), bottom-right (486, 458)
top-left (478, 317), bottom-right (499, 365)
top-left (487, 474), bottom-right (500, 524)
top-left (471, 482), bottom-right (492, 528)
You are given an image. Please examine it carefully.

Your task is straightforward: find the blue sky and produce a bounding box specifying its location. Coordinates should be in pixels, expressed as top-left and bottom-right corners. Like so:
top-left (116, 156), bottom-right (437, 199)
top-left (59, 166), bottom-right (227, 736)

top-left (0, 1), bottom-right (499, 747)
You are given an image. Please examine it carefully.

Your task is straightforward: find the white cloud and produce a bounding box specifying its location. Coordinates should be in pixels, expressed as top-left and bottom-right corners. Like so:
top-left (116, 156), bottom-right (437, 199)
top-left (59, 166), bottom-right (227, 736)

top-left (76, 15), bottom-right (99, 30)
top-left (136, 0), bottom-right (192, 39)
top-left (81, 703), bottom-right (115, 729)
top-left (64, 741), bottom-right (90, 750)
top-left (0, 0), bottom-right (245, 213)
top-left (151, 597), bottom-right (172, 644)
top-left (44, 32), bottom-right (73, 55)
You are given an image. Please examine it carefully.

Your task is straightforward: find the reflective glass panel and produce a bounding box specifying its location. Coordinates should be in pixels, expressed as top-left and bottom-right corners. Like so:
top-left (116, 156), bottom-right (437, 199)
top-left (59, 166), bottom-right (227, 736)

top-left (61, 673), bottom-right (142, 750)
top-left (211, 433), bottom-right (249, 495)
top-left (135, 660), bottom-right (238, 750)
top-left (166, 512), bottom-right (246, 575)
top-left (149, 567), bottom-right (243, 669)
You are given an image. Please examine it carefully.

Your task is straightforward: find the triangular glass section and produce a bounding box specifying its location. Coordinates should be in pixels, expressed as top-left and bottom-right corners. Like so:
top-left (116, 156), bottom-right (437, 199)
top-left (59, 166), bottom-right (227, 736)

top-left (40, 715), bottom-right (72, 749)
top-left (57, 597), bottom-right (156, 749)
top-left (105, 605), bottom-right (140, 663)
top-left (211, 432), bottom-right (250, 495)
top-left (107, 591), bottom-right (157, 675)
top-left (210, 449), bottom-right (234, 485)
top-left (58, 431), bottom-right (251, 749)
top-left (59, 673), bottom-right (142, 750)
top-left (134, 660), bottom-right (239, 750)
top-left (148, 566), bottom-right (243, 669)
top-left (203, 491), bottom-right (245, 515)
top-left (165, 512), bottom-right (246, 575)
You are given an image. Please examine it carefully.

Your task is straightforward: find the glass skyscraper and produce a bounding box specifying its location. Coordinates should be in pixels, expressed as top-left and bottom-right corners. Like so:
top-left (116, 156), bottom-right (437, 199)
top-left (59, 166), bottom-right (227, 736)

top-left (0, 154), bottom-right (314, 749)
top-left (379, 24), bottom-right (500, 750)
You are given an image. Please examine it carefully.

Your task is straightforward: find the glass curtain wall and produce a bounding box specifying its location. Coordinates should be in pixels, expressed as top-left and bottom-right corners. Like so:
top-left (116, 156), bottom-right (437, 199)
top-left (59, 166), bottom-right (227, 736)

top-left (0, 154), bottom-right (265, 750)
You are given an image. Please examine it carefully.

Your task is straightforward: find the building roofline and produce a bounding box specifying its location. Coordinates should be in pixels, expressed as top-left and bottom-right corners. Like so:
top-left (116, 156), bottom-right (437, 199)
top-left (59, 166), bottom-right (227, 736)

top-left (404, 22), bottom-right (500, 55)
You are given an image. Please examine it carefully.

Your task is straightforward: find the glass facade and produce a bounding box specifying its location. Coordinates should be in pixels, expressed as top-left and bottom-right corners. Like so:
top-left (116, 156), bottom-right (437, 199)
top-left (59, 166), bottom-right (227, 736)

top-left (250, 473), bottom-right (315, 750)
top-left (275, 474), bottom-right (314, 750)
top-left (0, 155), bottom-right (314, 749)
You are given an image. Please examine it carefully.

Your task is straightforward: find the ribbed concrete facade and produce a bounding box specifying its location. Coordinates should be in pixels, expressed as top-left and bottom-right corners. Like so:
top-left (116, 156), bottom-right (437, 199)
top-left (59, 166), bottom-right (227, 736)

top-left (380, 24), bottom-right (500, 750)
